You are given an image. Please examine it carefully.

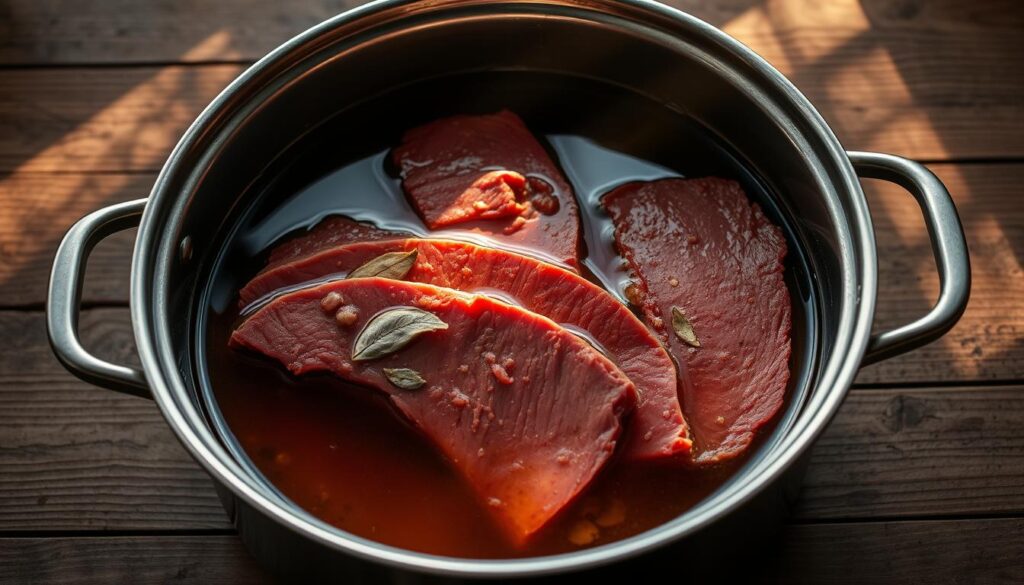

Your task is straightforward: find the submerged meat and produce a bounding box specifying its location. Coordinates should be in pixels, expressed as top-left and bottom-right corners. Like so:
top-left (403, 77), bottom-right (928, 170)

top-left (263, 216), bottom-right (407, 273)
top-left (231, 278), bottom-right (636, 543)
top-left (603, 178), bottom-right (791, 464)
top-left (238, 238), bottom-right (690, 460)
top-left (392, 110), bottom-right (582, 268)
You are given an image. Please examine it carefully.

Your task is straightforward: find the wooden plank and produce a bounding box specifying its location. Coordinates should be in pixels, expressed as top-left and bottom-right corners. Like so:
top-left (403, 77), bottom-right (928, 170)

top-left (1, 3), bottom-right (1022, 170)
top-left (0, 172), bottom-right (148, 306)
top-left (766, 518), bottom-right (1024, 584)
top-left (855, 163), bottom-right (1024, 384)
top-left (0, 0), bottom-right (364, 65)
top-left (794, 386), bottom-right (1024, 520)
top-left (2, 308), bottom-right (1021, 530)
top-left (0, 309), bottom-right (230, 531)
top-left (717, 0), bottom-right (1024, 160)
top-left (4, 162), bottom-right (1019, 381)
top-left (0, 536), bottom-right (267, 585)
top-left (1, 519), bottom-right (1022, 584)
top-left (0, 65), bottom-right (244, 174)
top-left (3, 1), bottom-right (1021, 73)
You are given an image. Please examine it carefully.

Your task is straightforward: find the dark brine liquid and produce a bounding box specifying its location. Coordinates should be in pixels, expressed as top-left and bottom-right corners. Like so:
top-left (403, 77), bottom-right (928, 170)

top-left (201, 71), bottom-right (814, 558)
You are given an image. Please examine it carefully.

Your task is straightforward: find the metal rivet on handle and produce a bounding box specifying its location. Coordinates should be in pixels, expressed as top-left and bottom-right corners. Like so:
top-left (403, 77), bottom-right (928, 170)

top-left (179, 235), bottom-right (193, 263)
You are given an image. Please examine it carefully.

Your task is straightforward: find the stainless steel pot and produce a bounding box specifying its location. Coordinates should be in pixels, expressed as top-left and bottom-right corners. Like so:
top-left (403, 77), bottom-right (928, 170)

top-left (47, 0), bottom-right (970, 580)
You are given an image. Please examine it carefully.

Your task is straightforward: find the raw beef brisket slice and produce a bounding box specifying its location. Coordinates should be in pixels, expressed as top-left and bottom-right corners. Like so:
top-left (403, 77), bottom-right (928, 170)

top-left (237, 238), bottom-right (691, 460)
top-left (392, 110), bottom-right (582, 268)
top-left (230, 277), bottom-right (636, 543)
top-left (263, 216), bottom-right (405, 274)
top-left (603, 178), bottom-right (791, 464)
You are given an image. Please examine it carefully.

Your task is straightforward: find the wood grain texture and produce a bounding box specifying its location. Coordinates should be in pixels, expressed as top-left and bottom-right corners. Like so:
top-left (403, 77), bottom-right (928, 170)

top-left (795, 387), bottom-right (1024, 520)
top-left (0, 536), bottom-right (267, 585)
top-left (0, 0), bottom-right (365, 65)
top-left (1, 2), bottom-right (1022, 171)
top-left (1, 1), bottom-right (1020, 582)
top-left (0, 309), bottom-right (230, 530)
top-left (766, 518), bottom-right (1024, 585)
top-left (855, 163), bottom-right (1024, 384)
top-left (2, 308), bottom-right (1021, 531)
top-left (0, 172), bottom-right (147, 306)
top-left (0, 65), bottom-right (244, 174)
top-left (4, 163), bottom-right (1019, 381)
top-left (1, 518), bottom-right (1022, 584)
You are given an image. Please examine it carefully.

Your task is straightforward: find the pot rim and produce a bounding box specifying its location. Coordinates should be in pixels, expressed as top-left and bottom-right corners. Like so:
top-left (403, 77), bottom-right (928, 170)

top-left (131, 0), bottom-right (876, 577)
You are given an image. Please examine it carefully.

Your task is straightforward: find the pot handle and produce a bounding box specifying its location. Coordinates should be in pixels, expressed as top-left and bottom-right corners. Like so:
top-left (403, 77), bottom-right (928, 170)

top-left (848, 151), bottom-right (971, 365)
top-left (47, 199), bottom-right (150, 398)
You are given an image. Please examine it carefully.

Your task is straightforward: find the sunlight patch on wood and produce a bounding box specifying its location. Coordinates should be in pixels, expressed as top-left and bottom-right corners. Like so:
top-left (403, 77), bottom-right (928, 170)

top-left (0, 173), bottom-right (139, 298)
top-left (721, 0), bottom-right (870, 73)
top-left (5, 32), bottom-right (241, 173)
top-left (720, 4), bottom-right (795, 73)
top-left (820, 45), bottom-right (951, 160)
top-left (178, 29), bottom-right (240, 61)
top-left (861, 164), bottom-right (1024, 383)
top-left (0, 32), bottom-right (239, 293)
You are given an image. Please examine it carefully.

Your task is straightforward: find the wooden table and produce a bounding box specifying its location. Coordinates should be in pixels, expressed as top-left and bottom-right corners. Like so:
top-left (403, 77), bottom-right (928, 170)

top-left (1, 1), bottom-right (1021, 582)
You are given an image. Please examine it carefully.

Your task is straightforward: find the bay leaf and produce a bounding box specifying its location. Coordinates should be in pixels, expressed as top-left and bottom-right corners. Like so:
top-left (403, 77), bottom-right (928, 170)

top-left (383, 367), bottom-right (426, 390)
top-left (347, 250), bottom-right (418, 280)
top-left (352, 306), bottom-right (448, 361)
top-left (671, 306), bottom-right (700, 348)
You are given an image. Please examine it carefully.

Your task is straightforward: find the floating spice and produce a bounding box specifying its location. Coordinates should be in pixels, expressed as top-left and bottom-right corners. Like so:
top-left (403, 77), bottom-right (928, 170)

top-left (623, 282), bottom-right (643, 306)
top-left (335, 305), bottom-right (359, 327)
top-left (383, 367), bottom-right (426, 390)
top-left (568, 519), bottom-right (599, 546)
top-left (347, 250), bottom-right (418, 280)
top-left (594, 498), bottom-right (626, 528)
top-left (671, 306), bottom-right (700, 347)
top-left (320, 291), bottom-right (344, 313)
top-left (352, 306), bottom-right (448, 361)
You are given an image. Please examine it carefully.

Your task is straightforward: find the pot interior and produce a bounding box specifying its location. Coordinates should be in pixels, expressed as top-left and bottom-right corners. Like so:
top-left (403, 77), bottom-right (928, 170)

top-left (194, 67), bottom-right (821, 557)
top-left (143, 0), bottom-right (863, 570)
